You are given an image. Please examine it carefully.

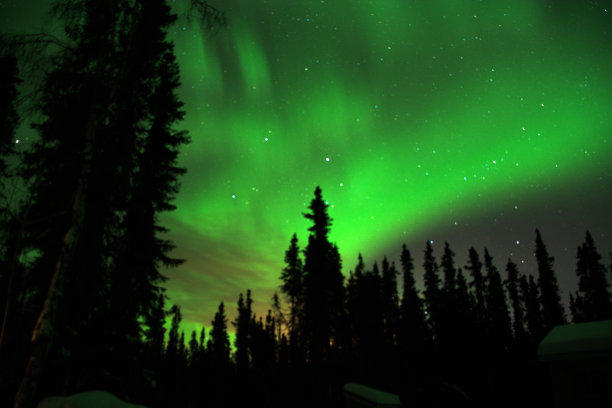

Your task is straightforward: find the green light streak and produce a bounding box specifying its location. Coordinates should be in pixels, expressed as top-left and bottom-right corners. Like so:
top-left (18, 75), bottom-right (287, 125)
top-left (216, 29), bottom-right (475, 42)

top-left (162, 0), bottom-right (612, 331)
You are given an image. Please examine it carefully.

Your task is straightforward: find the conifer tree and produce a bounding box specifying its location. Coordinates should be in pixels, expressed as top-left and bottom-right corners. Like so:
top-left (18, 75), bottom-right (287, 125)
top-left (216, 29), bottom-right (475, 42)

top-left (12, 2), bottom-right (194, 405)
top-left (381, 257), bottom-right (400, 348)
top-left (505, 260), bottom-right (526, 341)
top-left (573, 231), bottom-right (612, 321)
top-left (441, 242), bottom-right (457, 294)
top-left (438, 242), bottom-right (459, 352)
top-left (178, 331), bottom-right (186, 363)
top-left (188, 330), bottom-right (199, 366)
top-left (455, 269), bottom-right (473, 322)
top-left (398, 244), bottom-right (427, 367)
top-left (199, 327), bottom-right (206, 356)
top-left (233, 291), bottom-right (252, 373)
top-left (354, 261), bottom-right (385, 381)
top-left (210, 301), bottom-right (230, 368)
top-left (519, 275), bottom-right (543, 340)
top-left (569, 292), bottom-right (585, 323)
top-left (483, 249), bottom-right (512, 350)
top-left (346, 254), bottom-right (366, 354)
top-left (143, 291), bottom-right (167, 382)
top-left (465, 247), bottom-right (487, 327)
top-left (280, 233), bottom-right (303, 340)
top-left (301, 186), bottom-right (344, 365)
top-left (454, 268), bottom-right (477, 341)
top-left (271, 292), bottom-right (286, 342)
top-left (534, 229), bottom-right (565, 332)
top-left (167, 304), bottom-right (182, 361)
top-left (422, 241), bottom-right (440, 337)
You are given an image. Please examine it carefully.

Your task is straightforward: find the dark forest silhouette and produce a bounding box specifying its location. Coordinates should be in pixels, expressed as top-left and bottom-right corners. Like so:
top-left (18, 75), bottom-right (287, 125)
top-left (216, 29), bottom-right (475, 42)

top-left (1, 2), bottom-right (612, 408)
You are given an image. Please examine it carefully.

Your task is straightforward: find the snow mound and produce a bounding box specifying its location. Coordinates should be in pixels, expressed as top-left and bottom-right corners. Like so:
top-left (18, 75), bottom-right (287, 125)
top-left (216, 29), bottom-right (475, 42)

top-left (37, 390), bottom-right (150, 408)
top-left (344, 383), bottom-right (401, 407)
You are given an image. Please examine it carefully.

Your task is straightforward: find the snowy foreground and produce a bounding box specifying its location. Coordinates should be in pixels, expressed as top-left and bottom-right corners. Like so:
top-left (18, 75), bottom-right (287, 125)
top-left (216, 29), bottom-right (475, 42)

top-left (37, 390), bottom-right (150, 408)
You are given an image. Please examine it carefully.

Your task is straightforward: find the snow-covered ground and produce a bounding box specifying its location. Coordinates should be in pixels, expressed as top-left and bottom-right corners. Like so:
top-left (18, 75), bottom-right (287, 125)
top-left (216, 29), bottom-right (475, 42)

top-left (37, 390), bottom-right (150, 408)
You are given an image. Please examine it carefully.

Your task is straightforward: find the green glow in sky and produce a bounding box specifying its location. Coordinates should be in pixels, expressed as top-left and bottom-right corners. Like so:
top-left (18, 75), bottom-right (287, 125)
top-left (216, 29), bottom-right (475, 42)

top-left (159, 0), bottom-right (612, 334)
top-left (3, 0), bottom-right (610, 337)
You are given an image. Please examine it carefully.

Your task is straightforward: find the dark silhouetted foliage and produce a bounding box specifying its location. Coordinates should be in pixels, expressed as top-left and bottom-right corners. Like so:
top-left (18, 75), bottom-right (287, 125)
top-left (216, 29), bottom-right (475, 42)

top-left (534, 229), bottom-right (566, 333)
top-left (572, 231), bottom-right (612, 322)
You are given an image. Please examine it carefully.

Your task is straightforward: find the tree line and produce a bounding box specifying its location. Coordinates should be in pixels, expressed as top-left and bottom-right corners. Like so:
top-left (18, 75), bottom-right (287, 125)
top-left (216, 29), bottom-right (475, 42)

top-left (152, 187), bottom-right (610, 408)
top-left (1, 1), bottom-right (612, 408)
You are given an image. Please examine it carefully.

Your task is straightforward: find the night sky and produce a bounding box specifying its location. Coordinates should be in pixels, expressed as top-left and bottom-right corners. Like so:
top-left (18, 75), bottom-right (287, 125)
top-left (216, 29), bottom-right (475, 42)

top-left (3, 0), bottom-right (612, 338)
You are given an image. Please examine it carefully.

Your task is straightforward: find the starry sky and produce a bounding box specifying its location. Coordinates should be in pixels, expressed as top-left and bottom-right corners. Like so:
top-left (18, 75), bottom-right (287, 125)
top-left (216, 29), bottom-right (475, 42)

top-left (3, 0), bottom-right (612, 337)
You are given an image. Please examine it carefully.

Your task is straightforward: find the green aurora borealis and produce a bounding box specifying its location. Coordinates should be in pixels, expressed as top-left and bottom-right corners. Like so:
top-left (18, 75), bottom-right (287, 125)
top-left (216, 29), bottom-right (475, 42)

top-left (3, 0), bottom-right (612, 337)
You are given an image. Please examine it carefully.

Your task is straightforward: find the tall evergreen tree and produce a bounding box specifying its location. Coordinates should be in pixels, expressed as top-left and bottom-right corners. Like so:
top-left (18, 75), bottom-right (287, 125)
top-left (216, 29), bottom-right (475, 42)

top-left (569, 292), bottom-right (585, 323)
top-left (166, 304), bottom-right (182, 361)
top-left (210, 301), bottom-right (230, 369)
top-left (483, 249), bottom-right (512, 351)
top-left (143, 291), bottom-right (167, 368)
top-left (178, 331), bottom-right (186, 363)
top-left (233, 290), bottom-right (253, 373)
top-left (519, 275), bottom-right (543, 340)
top-left (188, 330), bottom-right (199, 366)
top-left (346, 254), bottom-right (366, 356)
top-left (534, 229), bottom-right (565, 332)
top-left (301, 186), bottom-right (344, 365)
top-left (199, 326), bottom-right (206, 357)
top-left (271, 292), bottom-right (286, 342)
top-left (12, 2), bottom-right (193, 405)
top-left (573, 231), bottom-right (612, 321)
top-left (504, 259), bottom-right (526, 341)
top-left (465, 247), bottom-right (487, 328)
top-left (381, 256), bottom-right (400, 348)
top-left (349, 261), bottom-right (385, 384)
top-left (280, 233), bottom-right (303, 341)
top-left (422, 241), bottom-right (440, 338)
top-left (399, 244), bottom-right (427, 348)
top-left (438, 242), bottom-right (459, 353)
top-left (441, 242), bottom-right (457, 294)
top-left (455, 268), bottom-right (474, 326)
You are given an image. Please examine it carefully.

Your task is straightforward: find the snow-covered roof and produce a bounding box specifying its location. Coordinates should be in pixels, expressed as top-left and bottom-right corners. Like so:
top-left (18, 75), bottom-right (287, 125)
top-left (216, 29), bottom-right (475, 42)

top-left (538, 319), bottom-right (612, 361)
top-left (344, 382), bottom-right (401, 406)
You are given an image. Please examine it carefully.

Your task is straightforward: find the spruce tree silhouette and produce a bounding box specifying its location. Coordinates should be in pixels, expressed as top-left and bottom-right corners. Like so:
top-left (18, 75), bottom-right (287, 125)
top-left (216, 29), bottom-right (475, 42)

top-left (346, 254), bottom-right (366, 370)
top-left (359, 261), bottom-right (385, 386)
top-left (10, 2), bottom-right (192, 406)
top-left (211, 301), bottom-right (231, 368)
top-left (233, 290), bottom-right (253, 374)
top-left (280, 233), bottom-right (304, 355)
top-left (438, 242), bottom-right (458, 354)
top-left (209, 301), bottom-right (231, 407)
top-left (398, 244), bottom-right (429, 408)
top-left (422, 241), bottom-right (440, 340)
top-left (441, 242), bottom-right (457, 295)
top-left (573, 231), bottom-right (612, 321)
top-left (483, 249), bottom-right (512, 352)
top-left (399, 245), bottom-right (426, 353)
top-left (534, 229), bottom-right (566, 334)
top-left (380, 257), bottom-right (400, 355)
top-left (519, 274), bottom-right (544, 341)
top-left (465, 247), bottom-right (487, 333)
top-left (504, 259), bottom-right (526, 342)
top-left (302, 186), bottom-right (344, 367)
top-left (188, 330), bottom-right (199, 367)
